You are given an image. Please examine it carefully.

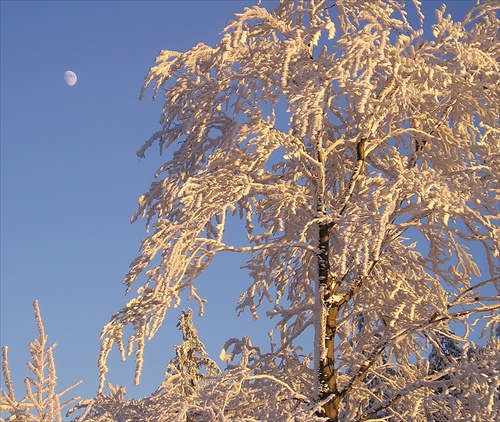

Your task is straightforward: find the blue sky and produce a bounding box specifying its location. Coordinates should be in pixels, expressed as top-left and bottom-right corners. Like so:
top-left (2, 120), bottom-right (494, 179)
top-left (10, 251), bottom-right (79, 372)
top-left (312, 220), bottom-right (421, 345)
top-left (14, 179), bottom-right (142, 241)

top-left (1, 0), bottom-right (477, 406)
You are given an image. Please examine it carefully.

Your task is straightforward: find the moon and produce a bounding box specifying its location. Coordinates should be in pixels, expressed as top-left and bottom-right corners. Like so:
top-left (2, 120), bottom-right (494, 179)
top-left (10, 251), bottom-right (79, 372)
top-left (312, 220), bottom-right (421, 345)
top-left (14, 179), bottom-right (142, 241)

top-left (64, 70), bottom-right (77, 86)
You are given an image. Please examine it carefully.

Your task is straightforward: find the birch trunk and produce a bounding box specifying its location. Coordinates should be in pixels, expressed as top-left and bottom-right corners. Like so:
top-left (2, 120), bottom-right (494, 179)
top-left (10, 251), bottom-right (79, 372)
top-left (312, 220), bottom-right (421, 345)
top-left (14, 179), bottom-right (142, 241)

top-left (317, 221), bottom-right (340, 421)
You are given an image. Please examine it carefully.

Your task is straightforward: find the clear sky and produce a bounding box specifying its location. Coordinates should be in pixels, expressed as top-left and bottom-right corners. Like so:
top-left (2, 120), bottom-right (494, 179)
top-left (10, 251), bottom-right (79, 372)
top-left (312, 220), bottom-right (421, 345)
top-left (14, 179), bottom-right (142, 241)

top-left (1, 0), bottom-right (477, 407)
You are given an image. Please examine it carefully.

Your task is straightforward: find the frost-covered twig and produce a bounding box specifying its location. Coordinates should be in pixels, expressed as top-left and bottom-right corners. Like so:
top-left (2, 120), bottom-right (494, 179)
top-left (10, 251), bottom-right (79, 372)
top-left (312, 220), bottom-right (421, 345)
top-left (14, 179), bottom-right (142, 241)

top-left (0, 301), bottom-right (81, 422)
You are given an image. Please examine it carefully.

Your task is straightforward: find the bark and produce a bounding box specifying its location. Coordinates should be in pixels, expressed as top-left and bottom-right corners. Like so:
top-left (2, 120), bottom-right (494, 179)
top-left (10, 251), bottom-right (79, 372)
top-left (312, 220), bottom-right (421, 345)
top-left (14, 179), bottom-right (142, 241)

top-left (317, 221), bottom-right (340, 422)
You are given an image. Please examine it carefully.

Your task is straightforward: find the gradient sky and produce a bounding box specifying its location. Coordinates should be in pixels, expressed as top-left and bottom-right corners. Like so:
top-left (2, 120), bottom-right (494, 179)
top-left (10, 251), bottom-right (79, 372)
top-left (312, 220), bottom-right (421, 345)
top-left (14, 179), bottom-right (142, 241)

top-left (1, 0), bottom-right (477, 409)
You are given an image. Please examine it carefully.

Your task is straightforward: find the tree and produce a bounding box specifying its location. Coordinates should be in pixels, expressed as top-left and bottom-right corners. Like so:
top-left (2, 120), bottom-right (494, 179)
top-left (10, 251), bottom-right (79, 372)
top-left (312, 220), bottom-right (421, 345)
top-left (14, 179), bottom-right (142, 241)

top-left (0, 301), bottom-right (81, 422)
top-left (158, 309), bottom-right (222, 397)
top-left (94, 0), bottom-right (499, 420)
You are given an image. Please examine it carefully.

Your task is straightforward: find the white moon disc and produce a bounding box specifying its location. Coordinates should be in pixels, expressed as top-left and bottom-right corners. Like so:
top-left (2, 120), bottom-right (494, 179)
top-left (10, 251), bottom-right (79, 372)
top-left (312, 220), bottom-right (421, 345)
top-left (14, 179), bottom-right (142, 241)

top-left (64, 70), bottom-right (77, 86)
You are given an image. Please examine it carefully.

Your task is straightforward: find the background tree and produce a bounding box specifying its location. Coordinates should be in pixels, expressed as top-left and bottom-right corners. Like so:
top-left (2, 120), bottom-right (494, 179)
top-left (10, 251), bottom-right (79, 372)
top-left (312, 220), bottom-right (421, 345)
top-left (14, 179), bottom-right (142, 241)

top-left (156, 309), bottom-right (222, 398)
top-left (0, 301), bottom-right (81, 422)
top-left (96, 0), bottom-right (499, 420)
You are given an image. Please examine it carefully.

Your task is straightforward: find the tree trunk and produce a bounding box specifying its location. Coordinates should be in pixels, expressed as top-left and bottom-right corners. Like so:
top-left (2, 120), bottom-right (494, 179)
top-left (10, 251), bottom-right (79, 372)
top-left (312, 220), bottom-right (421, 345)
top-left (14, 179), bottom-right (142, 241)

top-left (317, 221), bottom-right (340, 421)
